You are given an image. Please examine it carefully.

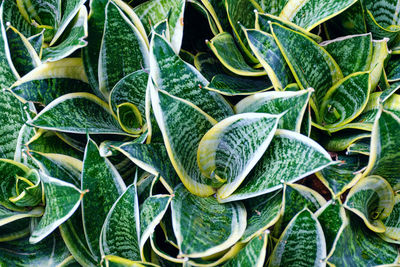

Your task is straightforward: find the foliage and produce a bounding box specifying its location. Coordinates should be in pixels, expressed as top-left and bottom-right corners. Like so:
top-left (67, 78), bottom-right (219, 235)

top-left (0, 0), bottom-right (400, 266)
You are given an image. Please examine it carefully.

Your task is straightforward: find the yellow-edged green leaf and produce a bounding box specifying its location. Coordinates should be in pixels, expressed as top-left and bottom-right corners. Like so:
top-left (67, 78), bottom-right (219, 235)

top-left (241, 190), bottom-right (283, 243)
top-left (100, 184), bottom-right (140, 261)
top-left (134, 0), bottom-right (185, 52)
top-left (225, 0), bottom-right (258, 63)
top-left (255, 12), bottom-right (322, 42)
top-left (271, 22), bottom-right (343, 110)
top-left (81, 138), bottom-right (126, 258)
top-left (0, 159), bottom-right (31, 211)
top-left (344, 175), bottom-right (394, 233)
top-left (269, 208), bottom-right (326, 267)
top-left (6, 25), bottom-right (40, 77)
top-left (198, 113), bottom-right (280, 197)
top-left (274, 183), bottom-right (326, 235)
top-left (319, 72), bottom-right (371, 129)
top-left (315, 200), bottom-right (348, 256)
top-left (245, 28), bottom-right (293, 90)
top-left (380, 193), bottom-right (400, 243)
top-left (279, 0), bottom-right (357, 31)
top-left (42, 5), bottom-right (88, 62)
top-left (30, 173), bottom-right (83, 244)
top-left (29, 92), bottom-right (129, 136)
top-left (0, 233), bottom-right (71, 266)
top-left (171, 184), bottom-right (246, 258)
top-left (102, 255), bottom-right (159, 267)
top-left (139, 194), bottom-right (172, 259)
top-left (320, 33), bottom-right (373, 77)
top-left (222, 130), bottom-right (335, 202)
top-left (207, 32), bottom-right (265, 77)
top-left (98, 1), bottom-right (149, 98)
top-left (222, 232), bottom-right (268, 267)
top-left (150, 33), bottom-right (233, 121)
top-left (206, 74), bottom-right (273, 96)
top-left (235, 89), bottom-right (312, 132)
top-left (150, 85), bottom-right (216, 197)
top-left (101, 141), bottom-right (180, 193)
top-left (364, 108), bottom-right (400, 189)
top-left (327, 212), bottom-right (399, 266)
top-left (0, 205), bottom-right (43, 227)
top-left (316, 154), bottom-right (368, 197)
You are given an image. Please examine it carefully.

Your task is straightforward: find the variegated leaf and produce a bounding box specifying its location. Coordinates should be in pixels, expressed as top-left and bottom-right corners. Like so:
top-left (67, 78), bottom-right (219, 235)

top-left (30, 173), bottom-right (84, 244)
top-left (81, 138), bottom-right (126, 258)
top-left (344, 175), bottom-right (395, 233)
top-left (269, 209), bottom-right (326, 267)
top-left (150, 33), bottom-right (233, 121)
top-left (222, 130), bottom-right (334, 202)
top-left (235, 89), bottom-right (312, 132)
top-left (171, 184), bottom-right (246, 258)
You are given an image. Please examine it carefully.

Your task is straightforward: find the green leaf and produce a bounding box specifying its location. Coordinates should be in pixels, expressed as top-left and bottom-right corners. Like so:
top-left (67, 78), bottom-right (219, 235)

top-left (6, 25), bottom-right (40, 77)
top-left (42, 5), bottom-right (88, 62)
top-left (9, 169), bottom-right (42, 208)
top-left (0, 233), bottom-right (71, 266)
top-left (222, 232), bottom-right (268, 267)
top-left (319, 72), bottom-right (371, 128)
top-left (0, 159), bottom-right (31, 211)
top-left (387, 56), bottom-right (400, 82)
top-left (98, 1), bottom-right (149, 98)
top-left (323, 131), bottom-right (371, 152)
top-left (223, 130), bottom-right (334, 202)
top-left (344, 175), bottom-right (394, 233)
top-left (235, 89), bottom-right (312, 132)
top-left (271, 22), bottom-right (343, 110)
top-left (81, 138), bottom-right (126, 258)
top-left (370, 38), bottom-right (390, 91)
top-left (2, 0), bottom-right (39, 38)
top-left (316, 154), bottom-right (368, 197)
top-left (206, 74), bottom-right (273, 96)
top-left (347, 140), bottom-right (370, 156)
top-left (101, 141), bottom-right (180, 193)
top-left (139, 194), bottom-right (172, 259)
top-left (50, 0), bottom-right (87, 45)
top-left (207, 32), bottom-right (265, 77)
top-left (255, 12), bottom-right (322, 42)
top-left (0, 217), bottom-right (30, 242)
top-left (0, 1), bottom-right (19, 87)
top-left (11, 77), bottom-right (92, 106)
top-left (0, 205), bottom-right (43, 227)
top-left (30, 173), bottom-right (83, 243)
top-left (134, 0), bottom-right (185, 52)
top-left (327, 213), bottom-right (399, 266)
top-left (364, 109), bottom-right (400, 189)
top-left (380, 81), bottom-right (400, 103)
top-left (241, 190), bottom-right (283, 243)
top-left (315, 200), bottom-right (348, 255)
top-left (0, 90), bottom-right (29, 160)
top-left (59, 211), bottom-right (97, 266)
top-left (82, 0), bottom-right (108, 96)
top-left (320, 33), bottom-right (373, 77)
top-left (193, 52), bottom-right (225, 81)
top-left (225, 0), bottom-right (258, 63)
top-left (268, 209), bottom-right (326, 267)
top-left (245, 28), bottom-right (293, 90)
top-left (198, 113), bottom-right (280, 198)
top-left (171, 184), bottom-right (246, 258)
top-left (274, 183), bottom-right (326, 235)
top-left (150, 87), bottom-right (216, 197)
top-left (279, 0), bottom-right (357, 31)
top-left (380, 193), bottom-right (400, 243)
top-left (29, 92), bottom-right (129, 136)
top-left (150, 33), bottom-right (233, 121)
top-left (100, 184), bottom-right (141, 261)
top-left (251, 0), bottom-right (288, 16)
